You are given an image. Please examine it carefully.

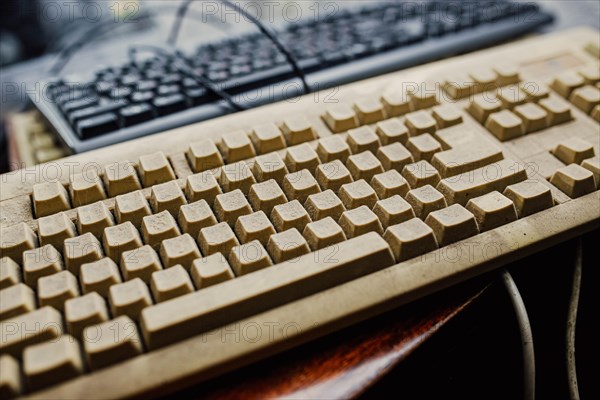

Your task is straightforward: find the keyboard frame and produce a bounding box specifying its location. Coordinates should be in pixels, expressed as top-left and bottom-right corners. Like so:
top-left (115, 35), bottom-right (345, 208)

top-left (3, 27), bottom-right (599, 399)
top-left (31, 5), bottom-right (553, 153)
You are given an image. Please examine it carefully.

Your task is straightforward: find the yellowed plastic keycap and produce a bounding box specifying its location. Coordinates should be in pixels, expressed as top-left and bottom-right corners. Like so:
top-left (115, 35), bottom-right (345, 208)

top-left (569, 85), bottom-right (600, 114)
top-left (229, 240), bottom-right (273, 276)
top-left (493, 64), bottom-right (520, 86)
top-left (353, 97), bottom-right (386, 124)
top-left (76, 201), bottom-right (115, 238)
top-left (234, 211), bottom-right (276, 246)
top-left (551, 71), bottom-right (585, 98)
top-left (220, 161), bottom-right (256, 195)
top-left (103, 222), bottom-right (143, 262)
top-left (282, 169), bottom-right (322, 204)
top-left (150, 181), bottom-right (187, 216)
top-left (303, 217), bottom-right (347, 250)
top-left (0, 306), bottom-right (64, 358)
top-left (338, 206), bottom-right (383, 238)
top-left (23, 245), bottom-right (63, 287)
top-left (37, 212), bottom-right (76, 250)
top-left (138, 151), bottom-right (176, 187)
top-left (322, 104), bottom-right (359, 133)
top-left (32, 181), bottom-right (71, 217)
top-left (316, 159), bottom-right (354, 192)
top-left (249, 123), bottom-right (286, 154)
top-left (0, 257), bottom-right (20, 289)
top-left (121, 245), bottom-right (163, 282)
top-left (465, 191), bottom-right (518, 232)
top-left (248, 179), bottom-right (288, 215)
top-left (436, 159), bottom-right (528, 205)
top-left (380, 88), bottom-right (411, 118)
top-left (219, 130), bottom-right (256, 163)
top-left (103, 160), bottom-right (142, 197)
top-left (64, 292), bottom-right (109, 338)
top-left (581, 157), bottom-right (600, 187)
top-left (150, 265), bottom-right (194, 303)
top-left (375, 118), bottom-right (409, 145)
top-left (185, 171), bottom-right (222, 204)
top-left (513, 103), bottom-right (548, 133)
top-left (0, 223), bottom-right (38, 264)
top-left (576, 64), bottom-right (600, 85)
top-left (186, 139), bottom-right (224, 173)
top-left (406, 133), bottom-right (442, 162)
top-left (432, 104), bottom-right (463, 128)
top-left (405, 110), bottom-right (437, 136)
top-left (467, 95), bottom-right (503, 123)
top-left (346, 126), bottom-right (381, 154)
top-left (114, 191), bottom-right (152, 226)
top-left (304, 190), bottom-right (346, 221)
top-left (83, 316), bottom-right (142, 370)
top-left (384, 218), bottom-right (438, 261)
top-left (271, 200), bottom-right (312, 233)
top-left (0, 354), bottom-right (23, 398)
top-left (405, 185), bottom-right (448, 219)
top-left (80, 258), bottom-right (122, 297)
top-left (37, 270), bottom-right (79, 311)
top-left (425, 204), bottom-right (479, 246)
top-left (371, 170), bottom-right (410, 199)
top-left (266, 228), bottom-right (310, 263)
top-left (485, 110), bottom-right (525, 141)
top-left (552, 138), bottom-right (596, 166)
top-left (401, 160), bottom-right (441, 188)
top-left (159, 234), bottom-right (201, 270)
top-left (497, 86), bottom-right (527, 108)
top-left (550, 164), bottom-right (596, 198)
top-left (503, 181), bottom-right (554, 218)
top-left (539, 97), bottom-right (573, 125)
top-left (376, 142), bottom-right (414, 172)
top-left (141, 211), bottom-right (181, 249)
top-left (519, 82), bottom-right (550, 101)
top-left (373, 195), bottom-right (416, 229)
top-left (284, 143), bottom-right (321, 173)
top-left (190, 253), bottom-right (234, 288)
top-left (431, 142), bottom-right (503, 178)
top-left (316, 135), bottom-right (352, 163)
top-left (408, 87), bottom-right (438, 110)
top-left (0, 283), bottom-right (35, 321)
top-left (63, 233), bottom-right (103, 274)
top-left (443, 74), bottom-right (476, 99)
top-left (338, 179), bottom-right (379, 209)
top-left (346, 151), bottom-right (384, 182)
top-left (198, 222), bottom-right (240, 256)
top-left (214, 189), bottom-right (253, 226)
top-left (280, 115), bottom-right (317, 145)
top-left (252, 152), bottom-right (288, 182)
top-left (109, 278), bottom-right (153, 320)
top-left (177, 200), bottom-right (217, 239)
top-left (69, 170), bottom-right (106, 207)
top-left (23, 334), bottom-right (84, 391)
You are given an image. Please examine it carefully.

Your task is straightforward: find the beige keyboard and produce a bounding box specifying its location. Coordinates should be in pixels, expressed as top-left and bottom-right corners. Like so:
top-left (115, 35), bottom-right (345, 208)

top-left (1, 28), bottom-right (599, 399)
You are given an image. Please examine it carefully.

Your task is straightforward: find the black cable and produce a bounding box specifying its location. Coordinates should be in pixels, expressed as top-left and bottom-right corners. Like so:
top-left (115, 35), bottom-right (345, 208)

top-left (128, 45), bottom-right (245, 111)
top-left (501, 269), bottom-right (535, 400)
top-left (169, 0), bottom-right (310, 94)
top-left (566, 238), bottom-right (582, 400)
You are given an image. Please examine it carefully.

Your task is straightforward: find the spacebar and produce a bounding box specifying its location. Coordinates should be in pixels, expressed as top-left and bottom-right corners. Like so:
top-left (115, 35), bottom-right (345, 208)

top-left (140, 232), bottom-right (395, 349)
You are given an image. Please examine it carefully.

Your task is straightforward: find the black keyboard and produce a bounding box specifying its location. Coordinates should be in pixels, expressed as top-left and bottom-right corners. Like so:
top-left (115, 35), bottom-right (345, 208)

top-left (32, 1), bottom-right (554, 153)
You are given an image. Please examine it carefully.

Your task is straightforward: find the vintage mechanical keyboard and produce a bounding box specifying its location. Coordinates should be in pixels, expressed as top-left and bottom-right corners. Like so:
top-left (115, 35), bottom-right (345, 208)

top-left (0, 28), bottom-right (599, 399)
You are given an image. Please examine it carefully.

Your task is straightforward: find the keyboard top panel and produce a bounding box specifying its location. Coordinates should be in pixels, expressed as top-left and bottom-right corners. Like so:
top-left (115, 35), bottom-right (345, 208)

top-left (0, 27), bottom-right (599, 399)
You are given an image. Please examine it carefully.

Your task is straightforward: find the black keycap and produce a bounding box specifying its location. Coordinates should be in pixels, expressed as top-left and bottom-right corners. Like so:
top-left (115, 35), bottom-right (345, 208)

top-left (153, 94), bottom-right (187, 116)
top-left (95, 81), bottom-right (117, 96)
top-left (185, 87), bottom-right (210, 106)
top-left (145, 69), bottom-right (165, 80)
top-left (120, 103), bottom-right (155, 126)
top-left (68, 100), bottom-right (127, 125)
top-left (76, 113), bottom-right (119, 139)
top-left (161, 73), bottom-right (182, 85)
top-left (110, 86), bottom-right (133, 99)
top-left (157, 85), bottom-right (180, 96)
top-left (230, 64), bottom-right (252, 76)
top-left (131, 91), bottom-right (155, 103)
top-left (120, 74), bottom-right (141, 86)
top-left (61, 97), bottom-right (99, 114)
top-left (136, 80), bottom-right (158, 92)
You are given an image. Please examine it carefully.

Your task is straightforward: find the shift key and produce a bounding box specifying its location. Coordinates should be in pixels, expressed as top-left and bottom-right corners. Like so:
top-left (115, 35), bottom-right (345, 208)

top-left (140, 232), bottom-right (395, 350)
